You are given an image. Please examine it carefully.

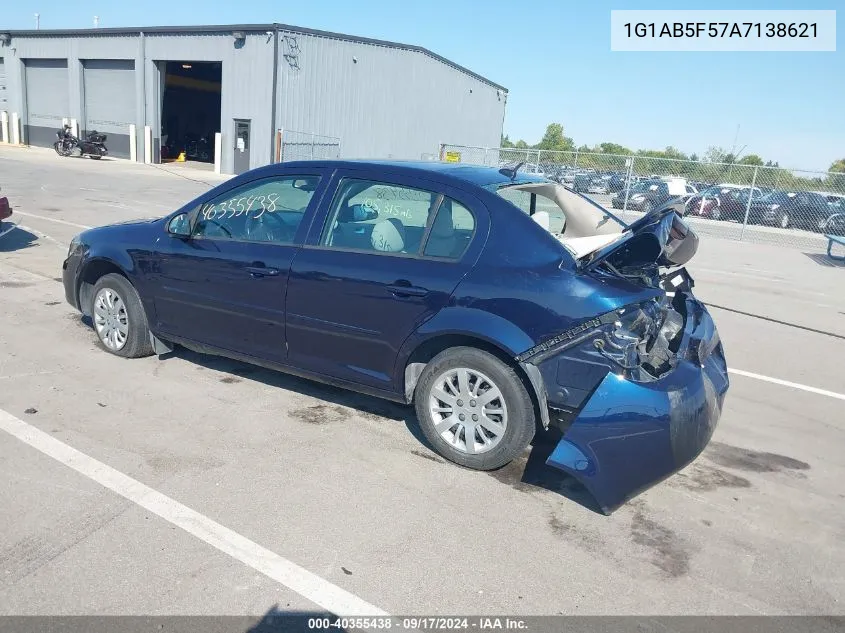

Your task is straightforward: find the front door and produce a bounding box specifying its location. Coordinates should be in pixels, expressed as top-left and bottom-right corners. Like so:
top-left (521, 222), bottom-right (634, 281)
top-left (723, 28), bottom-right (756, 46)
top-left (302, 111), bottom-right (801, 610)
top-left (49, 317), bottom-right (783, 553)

top-left (150, 171), bottom-right (328, 363)
top-left (233, 119), bottom-right (250, 175)
top-left (285, 170), bottom-right (486, 393)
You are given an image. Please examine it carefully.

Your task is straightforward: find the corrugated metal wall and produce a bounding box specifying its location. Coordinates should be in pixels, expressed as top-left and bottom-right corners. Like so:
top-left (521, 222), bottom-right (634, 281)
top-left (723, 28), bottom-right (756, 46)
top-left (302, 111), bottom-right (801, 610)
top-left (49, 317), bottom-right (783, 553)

top-left (0, 57), bottom-right (7, 110)
top-left (1, 27), bottom-right (506, 171)
top-left (83, 59), bottom-right (136, 158)
top-left (275, 31), bottom-right (506, 160)
top-left (23, 58), bottom-right (69, 148)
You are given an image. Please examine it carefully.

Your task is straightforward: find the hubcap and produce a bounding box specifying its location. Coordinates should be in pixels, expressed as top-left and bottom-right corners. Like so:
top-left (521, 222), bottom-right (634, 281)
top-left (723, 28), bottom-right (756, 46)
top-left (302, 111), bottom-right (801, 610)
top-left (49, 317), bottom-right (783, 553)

top-left (780, 214), bottom-right (789, 228)
top-left (93, 288), bottom-right (129, 351)
top-left (428, 368), bottom-right (508, 455)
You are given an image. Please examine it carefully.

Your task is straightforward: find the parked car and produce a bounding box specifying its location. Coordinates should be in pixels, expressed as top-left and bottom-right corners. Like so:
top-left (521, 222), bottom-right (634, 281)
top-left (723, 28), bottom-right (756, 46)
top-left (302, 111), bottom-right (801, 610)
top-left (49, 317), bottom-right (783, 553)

top-left (611, 179), bottom-right (693, 213)
top-left (747, 190), bottom-right (832, 230)
top-left (0, 187), bottom-right (12, 225)
top-left (685, 185), bottom-right (765, 221)
top-left (62, 160), bottom-right (728, 513)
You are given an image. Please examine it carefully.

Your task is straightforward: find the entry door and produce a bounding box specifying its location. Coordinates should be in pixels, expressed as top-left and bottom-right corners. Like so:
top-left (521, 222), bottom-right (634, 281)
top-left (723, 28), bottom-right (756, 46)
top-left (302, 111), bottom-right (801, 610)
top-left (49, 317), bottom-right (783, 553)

top-left (234, 119), bottom-right (250, 175)
top-left (149, 171), bottom-right (329, 363)
top-left (285, 171), bottom-right (486, 393)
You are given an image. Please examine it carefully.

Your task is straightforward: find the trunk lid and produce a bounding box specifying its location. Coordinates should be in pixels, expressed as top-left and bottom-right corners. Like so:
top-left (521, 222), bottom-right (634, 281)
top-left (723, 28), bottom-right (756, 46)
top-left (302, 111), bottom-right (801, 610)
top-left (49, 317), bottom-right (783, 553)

top-left (579, 208), bottom-right (699, 273)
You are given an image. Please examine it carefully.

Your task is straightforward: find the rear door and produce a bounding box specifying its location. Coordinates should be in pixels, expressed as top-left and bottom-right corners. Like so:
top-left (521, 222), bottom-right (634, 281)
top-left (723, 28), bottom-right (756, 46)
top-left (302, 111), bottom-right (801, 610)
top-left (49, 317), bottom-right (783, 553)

top-left (150, 170), bottom-right (329, 363)
top-left (285, 169), bottom-right (488, 393)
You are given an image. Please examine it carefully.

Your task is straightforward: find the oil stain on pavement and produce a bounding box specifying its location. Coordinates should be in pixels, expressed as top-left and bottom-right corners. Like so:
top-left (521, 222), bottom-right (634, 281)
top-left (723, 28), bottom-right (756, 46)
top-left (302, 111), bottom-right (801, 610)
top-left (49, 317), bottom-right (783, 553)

top-left (289, 403), bottom-right (351, 425)
top-left (705, 442), bottom-right (810, 473)
top-left (672, 462), bottom-right (752, 492)
top-left (630, 501), bottom-right (691, 578)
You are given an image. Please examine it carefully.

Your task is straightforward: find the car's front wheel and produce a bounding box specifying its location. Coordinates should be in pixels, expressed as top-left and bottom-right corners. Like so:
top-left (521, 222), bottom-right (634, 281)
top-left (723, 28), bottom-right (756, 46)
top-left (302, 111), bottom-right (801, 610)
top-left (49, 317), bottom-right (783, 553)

top-left (779, 211), bottom-right (790, 229)
top-left (414, 347), bottom-right (536, 470)
top-left (90, 273), bottom-right (153, 358)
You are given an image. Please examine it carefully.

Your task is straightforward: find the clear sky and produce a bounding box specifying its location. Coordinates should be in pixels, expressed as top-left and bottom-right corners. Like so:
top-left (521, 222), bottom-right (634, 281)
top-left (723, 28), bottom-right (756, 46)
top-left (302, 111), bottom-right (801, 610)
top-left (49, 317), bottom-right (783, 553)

top-left (4, 0), bottom-right (843, 172)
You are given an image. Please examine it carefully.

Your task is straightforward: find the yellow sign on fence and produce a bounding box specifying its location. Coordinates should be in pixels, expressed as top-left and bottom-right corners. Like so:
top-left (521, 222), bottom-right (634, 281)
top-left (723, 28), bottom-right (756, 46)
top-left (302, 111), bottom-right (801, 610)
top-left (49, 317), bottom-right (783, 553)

top-left (444, 151), bottom-right (461, 163)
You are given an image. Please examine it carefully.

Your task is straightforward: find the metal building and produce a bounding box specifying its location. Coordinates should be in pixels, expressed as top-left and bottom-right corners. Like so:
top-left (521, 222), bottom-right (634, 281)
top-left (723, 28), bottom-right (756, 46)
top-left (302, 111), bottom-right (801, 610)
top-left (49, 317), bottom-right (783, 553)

top-left (0, 24), bottom-right (507, 174)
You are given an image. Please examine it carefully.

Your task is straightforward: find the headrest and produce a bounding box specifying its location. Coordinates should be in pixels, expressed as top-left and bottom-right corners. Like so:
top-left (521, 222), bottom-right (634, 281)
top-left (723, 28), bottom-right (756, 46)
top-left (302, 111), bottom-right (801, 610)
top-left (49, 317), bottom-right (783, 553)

top-left (371, 218), bottom-right (406, 252)
top-left (532, 210), bottom-right (551, 231)
top-left (431, 200), bottom-right (455, 238)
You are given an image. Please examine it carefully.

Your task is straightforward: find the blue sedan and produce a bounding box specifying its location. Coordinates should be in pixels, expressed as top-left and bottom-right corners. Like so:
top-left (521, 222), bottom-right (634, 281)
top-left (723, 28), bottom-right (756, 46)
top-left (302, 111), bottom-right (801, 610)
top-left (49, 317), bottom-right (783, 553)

top-left (62, 160), bottom-right (729, 513)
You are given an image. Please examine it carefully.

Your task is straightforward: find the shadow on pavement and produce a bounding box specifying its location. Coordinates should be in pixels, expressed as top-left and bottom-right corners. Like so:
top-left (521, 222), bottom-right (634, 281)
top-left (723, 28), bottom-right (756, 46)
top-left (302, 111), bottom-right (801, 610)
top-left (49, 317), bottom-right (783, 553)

top-left (0, 223), bottom-right (38, 252)
top-left (165, 346), bottom-right (600, 513)
top-left (246, 605), bottom-right (347, 633)
top-left (803, 251), bottom-right (845, 267)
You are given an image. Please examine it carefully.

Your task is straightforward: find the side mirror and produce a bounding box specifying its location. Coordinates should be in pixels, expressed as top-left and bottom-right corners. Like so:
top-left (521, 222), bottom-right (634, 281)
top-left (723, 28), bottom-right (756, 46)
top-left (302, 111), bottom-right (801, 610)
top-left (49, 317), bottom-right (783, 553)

top-left (167, 213), bottom-right (191, 238)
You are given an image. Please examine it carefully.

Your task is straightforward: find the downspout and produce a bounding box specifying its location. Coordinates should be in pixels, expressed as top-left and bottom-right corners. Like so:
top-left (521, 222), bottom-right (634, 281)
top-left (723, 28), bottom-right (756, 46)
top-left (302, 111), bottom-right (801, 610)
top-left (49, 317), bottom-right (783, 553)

top-left (139, 31), bottom-right (146, 161)
top-left (270, 24), bottom-right (279, 162)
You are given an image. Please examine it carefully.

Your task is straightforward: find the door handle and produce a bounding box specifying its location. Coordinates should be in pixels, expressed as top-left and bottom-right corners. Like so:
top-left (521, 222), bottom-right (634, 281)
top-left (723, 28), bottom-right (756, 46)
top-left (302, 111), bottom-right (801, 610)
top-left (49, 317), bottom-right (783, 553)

top-left (387, 283), bottom-right (429, 298)
top-left (245, 266), bottom-right (280, 277)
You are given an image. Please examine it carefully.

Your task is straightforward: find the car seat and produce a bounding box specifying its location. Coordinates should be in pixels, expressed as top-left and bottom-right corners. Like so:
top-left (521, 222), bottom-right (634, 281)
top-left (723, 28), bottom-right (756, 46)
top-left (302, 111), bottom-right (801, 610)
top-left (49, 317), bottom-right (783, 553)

top-left (371, 218), bottom-right (406, 253)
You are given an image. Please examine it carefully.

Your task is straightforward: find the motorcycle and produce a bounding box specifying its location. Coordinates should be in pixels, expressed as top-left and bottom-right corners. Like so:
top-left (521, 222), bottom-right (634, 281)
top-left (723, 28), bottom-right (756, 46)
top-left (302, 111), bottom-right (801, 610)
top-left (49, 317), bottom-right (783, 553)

top-left (54, 125), bottom-right (108, 159)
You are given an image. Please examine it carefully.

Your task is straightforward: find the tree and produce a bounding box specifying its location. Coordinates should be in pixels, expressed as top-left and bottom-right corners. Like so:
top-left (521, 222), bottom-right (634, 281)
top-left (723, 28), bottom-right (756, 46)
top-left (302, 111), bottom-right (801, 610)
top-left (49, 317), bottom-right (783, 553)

top-left (535, 123), bottom-right (574, 152)
top-left (501, 134), bottom-right (514, 148)
top-left (829, 158), bottom-right (845, 173)
top-left (689, 153), bottom-right (699, 162)
top-left (597, 142), bottom-right (632, 155)
top-left (704, 146), bottom-right (728, 164)
top-left (739, 154), bottom-right (764, 166)
top-left (515, 139), bottom-right (529, 149)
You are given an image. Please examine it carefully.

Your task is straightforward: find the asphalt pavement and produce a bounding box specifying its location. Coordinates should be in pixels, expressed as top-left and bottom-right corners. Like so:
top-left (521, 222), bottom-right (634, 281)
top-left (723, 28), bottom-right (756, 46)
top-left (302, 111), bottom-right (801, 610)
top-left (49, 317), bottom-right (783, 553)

top-left (1, 146), bottom-right (843, 617)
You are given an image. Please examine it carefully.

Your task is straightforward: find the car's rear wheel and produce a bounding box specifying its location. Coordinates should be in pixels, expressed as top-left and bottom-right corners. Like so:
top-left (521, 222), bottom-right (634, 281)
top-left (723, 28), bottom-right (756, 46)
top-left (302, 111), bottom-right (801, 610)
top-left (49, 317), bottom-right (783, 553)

top-left (414, 347), bottom-right (536, 470)
top-left (91, 273), bottom-right (153, 358)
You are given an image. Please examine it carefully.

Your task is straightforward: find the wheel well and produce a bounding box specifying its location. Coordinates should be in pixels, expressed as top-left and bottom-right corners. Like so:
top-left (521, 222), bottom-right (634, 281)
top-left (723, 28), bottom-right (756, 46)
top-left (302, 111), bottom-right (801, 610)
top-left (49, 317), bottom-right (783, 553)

top-left (403, 334), bottom-right (542, 421)
top-left (78, 260), bottom-right (127, 316)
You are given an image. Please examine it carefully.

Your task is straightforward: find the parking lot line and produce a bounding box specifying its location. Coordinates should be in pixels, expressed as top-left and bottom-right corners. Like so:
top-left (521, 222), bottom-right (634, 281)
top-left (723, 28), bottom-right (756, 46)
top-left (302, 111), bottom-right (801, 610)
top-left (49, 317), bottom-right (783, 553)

top-left (0, 223), bottom-right (16, 239)
top-left (0, 408), bottom-right (389, 617)
top-left (728, 368), bottom-right (845, 401)
top-left (9, 210), bottom-right (92, 230)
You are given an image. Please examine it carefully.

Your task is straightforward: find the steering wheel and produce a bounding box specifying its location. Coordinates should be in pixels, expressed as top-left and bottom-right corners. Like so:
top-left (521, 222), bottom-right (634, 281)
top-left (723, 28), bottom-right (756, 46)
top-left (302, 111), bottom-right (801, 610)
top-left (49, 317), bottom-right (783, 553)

top-left (245, 211), bottom-right (294, 243)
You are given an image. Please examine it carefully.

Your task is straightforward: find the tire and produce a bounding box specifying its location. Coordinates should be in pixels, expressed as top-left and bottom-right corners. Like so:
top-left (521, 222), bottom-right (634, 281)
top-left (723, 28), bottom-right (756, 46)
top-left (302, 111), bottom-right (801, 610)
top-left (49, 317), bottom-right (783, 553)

top-left (90, 273), bottom-right (153, 358)
top-left (779, 212), bottom-right (790, 229)
top-left (413, 347), bottom-right (536, 471)
top-left (89, 155), bottom-right (102, 160)
top-left (711, 206), bottom-right (721, 221)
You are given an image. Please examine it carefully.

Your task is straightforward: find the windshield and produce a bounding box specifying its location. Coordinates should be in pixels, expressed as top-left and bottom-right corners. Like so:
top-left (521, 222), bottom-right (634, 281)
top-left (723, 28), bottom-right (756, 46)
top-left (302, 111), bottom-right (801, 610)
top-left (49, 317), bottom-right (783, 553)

top-left (760, 191), bottom-right (795, 204)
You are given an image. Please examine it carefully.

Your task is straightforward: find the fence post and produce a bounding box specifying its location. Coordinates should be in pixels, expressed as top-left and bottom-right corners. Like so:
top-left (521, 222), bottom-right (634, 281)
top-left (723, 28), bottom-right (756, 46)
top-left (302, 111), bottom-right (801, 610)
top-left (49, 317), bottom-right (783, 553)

top-left (537, 149), bottom-right (543, 170)
top-left (622, 156), bottom-right (634, 217)
top-left (484, 147), bottom-right (490, 166)
top-left (1, 112), bottom-right (8, 144)
top-left (739, 166), bottom-right (758, 241)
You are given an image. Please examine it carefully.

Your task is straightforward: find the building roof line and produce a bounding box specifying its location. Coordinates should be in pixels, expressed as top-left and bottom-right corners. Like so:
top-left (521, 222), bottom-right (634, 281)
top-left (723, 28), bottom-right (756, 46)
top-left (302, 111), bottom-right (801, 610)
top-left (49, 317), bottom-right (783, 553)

top-left (1, 22), bottom-right (508, 92)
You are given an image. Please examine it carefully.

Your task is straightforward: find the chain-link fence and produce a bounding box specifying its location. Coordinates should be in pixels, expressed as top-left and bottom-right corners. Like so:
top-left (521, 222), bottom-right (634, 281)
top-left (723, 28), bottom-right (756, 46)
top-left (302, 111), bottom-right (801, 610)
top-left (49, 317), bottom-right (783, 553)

top-left (279, 129), bottom-right (341, 162)
top-left (439, 144), bottom-right (845, 251)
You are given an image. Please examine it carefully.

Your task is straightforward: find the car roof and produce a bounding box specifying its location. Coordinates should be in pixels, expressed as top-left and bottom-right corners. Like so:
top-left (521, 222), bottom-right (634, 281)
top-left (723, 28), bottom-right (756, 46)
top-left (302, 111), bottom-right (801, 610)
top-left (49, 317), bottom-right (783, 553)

top-left (270, 159), bottom-right (547, 188)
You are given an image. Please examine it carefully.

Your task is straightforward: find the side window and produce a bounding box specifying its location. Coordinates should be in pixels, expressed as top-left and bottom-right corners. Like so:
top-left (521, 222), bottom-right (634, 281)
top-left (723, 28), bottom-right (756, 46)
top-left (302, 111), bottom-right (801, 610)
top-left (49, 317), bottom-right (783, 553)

top-left (320, 178), bottom-right (475, 259)
top-left (321, 179), bottom-right (438, 254)
top-left (193, 176), bottom-right (320, 243)
top-left (423, 198), bottom-right (475, 259)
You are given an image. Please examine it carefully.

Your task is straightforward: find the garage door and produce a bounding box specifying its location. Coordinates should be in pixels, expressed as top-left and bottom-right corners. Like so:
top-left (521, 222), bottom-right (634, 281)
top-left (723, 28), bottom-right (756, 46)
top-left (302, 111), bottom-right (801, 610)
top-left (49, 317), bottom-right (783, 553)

top-left (83, 59), bottom-right (136, 159)
top-left (24, 58), bottom-right (69, 148)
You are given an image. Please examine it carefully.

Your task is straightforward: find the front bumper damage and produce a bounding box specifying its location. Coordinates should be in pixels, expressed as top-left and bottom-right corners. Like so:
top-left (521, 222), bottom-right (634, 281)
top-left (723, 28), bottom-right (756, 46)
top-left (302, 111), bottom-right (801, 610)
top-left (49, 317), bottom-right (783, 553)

top-left (520, 291), bottom-right (729, 514)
